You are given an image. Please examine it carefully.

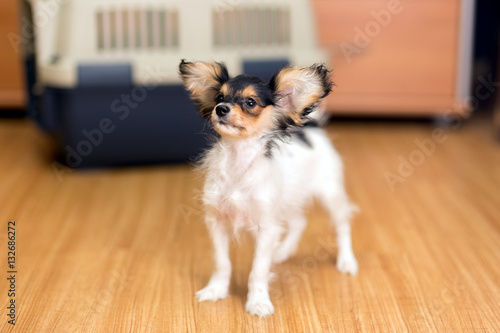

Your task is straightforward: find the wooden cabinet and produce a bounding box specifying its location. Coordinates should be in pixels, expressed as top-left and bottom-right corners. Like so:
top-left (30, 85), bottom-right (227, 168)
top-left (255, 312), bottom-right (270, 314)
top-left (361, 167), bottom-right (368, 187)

top-left (0, 0), bottom-right (26, 109)
top-left (312, 0), bottom-right (473, 116)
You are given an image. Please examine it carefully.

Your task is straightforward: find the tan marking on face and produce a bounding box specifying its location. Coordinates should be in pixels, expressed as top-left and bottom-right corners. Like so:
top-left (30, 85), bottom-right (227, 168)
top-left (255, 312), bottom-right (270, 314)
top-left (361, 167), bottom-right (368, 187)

top-left (216, 104), bottom-right (275, 138)
top-left (242, 86), bottom-right (257, 99)
top-left (240, 85), bottom-right (264, 119)
top-left (219, 84), bottom-right (229, 97)
top-left (212, 103), bottom-right (243, 137)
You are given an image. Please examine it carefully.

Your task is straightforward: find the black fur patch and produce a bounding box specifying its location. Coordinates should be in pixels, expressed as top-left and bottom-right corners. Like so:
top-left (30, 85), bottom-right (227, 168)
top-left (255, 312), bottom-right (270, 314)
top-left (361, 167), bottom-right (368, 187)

top-left (311, 64), bottom-right (334, 99)
top-left (303, 119), bottom-right (320, 128)
top-left (264, 119), bottom-right (318, 158)
top-left (264, 140), bottom-right (276, 158)
top-left (294, 130), bottom-right (312, 148)
top-left (268, 70), bottom-right (280, 93)
top-left (224, 75), bottom-right (275, 108)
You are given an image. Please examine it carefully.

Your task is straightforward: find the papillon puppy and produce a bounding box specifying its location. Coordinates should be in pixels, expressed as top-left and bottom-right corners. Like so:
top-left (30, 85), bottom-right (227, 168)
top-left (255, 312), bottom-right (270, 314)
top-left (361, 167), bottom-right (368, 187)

top-left (179, 60), bottom-right (358, 317)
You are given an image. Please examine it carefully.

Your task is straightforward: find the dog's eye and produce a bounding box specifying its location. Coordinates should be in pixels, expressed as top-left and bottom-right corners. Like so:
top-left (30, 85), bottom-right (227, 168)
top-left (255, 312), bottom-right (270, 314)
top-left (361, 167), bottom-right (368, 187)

top-left (245, 98), bottom-right (257, 108)
top-left (215, 94), bottom-right (224, 104)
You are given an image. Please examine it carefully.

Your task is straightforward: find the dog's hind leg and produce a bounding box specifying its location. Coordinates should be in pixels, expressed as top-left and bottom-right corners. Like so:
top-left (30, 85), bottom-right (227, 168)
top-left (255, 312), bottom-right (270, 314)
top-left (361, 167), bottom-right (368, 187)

top-left (318, 188), bottom-right (358, 275)
top-left (273, 213), bottom-right (307, 264)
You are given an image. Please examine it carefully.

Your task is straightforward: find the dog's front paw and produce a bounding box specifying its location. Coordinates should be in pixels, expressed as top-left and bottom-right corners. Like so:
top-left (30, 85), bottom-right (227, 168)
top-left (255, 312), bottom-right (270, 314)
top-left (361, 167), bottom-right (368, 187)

top-left (245, 293), bottom-right (274, 317)
top-left (336, 252), bottom-right (358, 275)
top-left (196, 283), bottom-right (228, 302)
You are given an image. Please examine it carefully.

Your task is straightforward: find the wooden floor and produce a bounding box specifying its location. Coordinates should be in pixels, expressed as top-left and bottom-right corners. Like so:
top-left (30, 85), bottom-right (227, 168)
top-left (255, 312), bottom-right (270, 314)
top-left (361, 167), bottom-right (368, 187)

top-left (0, 115), bottom-right (499, 332)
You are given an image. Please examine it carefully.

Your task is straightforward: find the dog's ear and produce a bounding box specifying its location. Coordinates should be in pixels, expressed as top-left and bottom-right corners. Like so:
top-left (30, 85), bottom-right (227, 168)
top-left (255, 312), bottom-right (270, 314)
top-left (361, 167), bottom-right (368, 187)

top-left (270, 64), bottom-right (333, 125)
top-left (179, 60), bottom-right (229, 118)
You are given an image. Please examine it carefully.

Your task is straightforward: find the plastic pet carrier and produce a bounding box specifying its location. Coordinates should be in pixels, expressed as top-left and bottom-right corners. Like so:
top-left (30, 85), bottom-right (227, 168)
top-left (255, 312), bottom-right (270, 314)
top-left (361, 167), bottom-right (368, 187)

top-left (22, 0), bottom-right (326, 167)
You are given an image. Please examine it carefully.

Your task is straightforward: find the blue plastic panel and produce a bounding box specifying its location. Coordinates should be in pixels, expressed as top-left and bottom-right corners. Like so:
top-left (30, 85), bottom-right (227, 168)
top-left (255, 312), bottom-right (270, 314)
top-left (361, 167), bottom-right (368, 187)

top-left (243, 59), bottom-right (289, 81)
top-left (43, 85), bottom-right (210, 167)
top-left (78, 64), bottom-right (132, 86)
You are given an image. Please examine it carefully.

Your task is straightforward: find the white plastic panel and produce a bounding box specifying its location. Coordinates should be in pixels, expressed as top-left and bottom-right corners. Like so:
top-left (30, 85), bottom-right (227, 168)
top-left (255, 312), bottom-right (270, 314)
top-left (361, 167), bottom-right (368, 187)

top-left (29, 0), bottom-right (326, 87)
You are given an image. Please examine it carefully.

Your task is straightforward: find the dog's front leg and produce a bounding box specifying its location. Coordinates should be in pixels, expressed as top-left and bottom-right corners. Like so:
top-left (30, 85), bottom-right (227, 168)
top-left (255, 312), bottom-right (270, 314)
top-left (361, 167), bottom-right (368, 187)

top-left (196, 215), bottom-right (231, 302)
top-left (246, 223), bottom-right (281, 317)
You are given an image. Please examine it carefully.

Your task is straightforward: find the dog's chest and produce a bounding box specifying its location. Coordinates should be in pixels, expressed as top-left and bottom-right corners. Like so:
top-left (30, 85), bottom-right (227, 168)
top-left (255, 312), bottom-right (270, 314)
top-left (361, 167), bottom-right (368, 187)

top-left (209, 162), bottom-right (262, 207)
top-left (204, 146), bottom-right (272, 220)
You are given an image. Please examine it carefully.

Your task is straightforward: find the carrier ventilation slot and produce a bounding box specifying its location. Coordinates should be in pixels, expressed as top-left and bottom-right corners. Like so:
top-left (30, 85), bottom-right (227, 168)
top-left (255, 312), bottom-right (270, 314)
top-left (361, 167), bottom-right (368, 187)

top-left (213, 7), bottom-right (290, 48)
top-left (96, 8), bottom-right (179, 52)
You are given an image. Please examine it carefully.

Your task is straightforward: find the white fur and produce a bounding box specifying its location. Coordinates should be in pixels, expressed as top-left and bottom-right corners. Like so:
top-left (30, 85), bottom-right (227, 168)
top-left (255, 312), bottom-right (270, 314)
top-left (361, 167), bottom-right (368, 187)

top-left (196, 126), bottom-right (358, 317)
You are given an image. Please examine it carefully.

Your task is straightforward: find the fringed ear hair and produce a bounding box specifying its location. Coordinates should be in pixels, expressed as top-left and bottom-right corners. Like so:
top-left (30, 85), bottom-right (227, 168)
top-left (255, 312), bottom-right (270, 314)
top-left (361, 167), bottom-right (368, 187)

top-left (179, 60), bottom-right (230, 118)
top-left (269, 64), bottom-right (333, 125)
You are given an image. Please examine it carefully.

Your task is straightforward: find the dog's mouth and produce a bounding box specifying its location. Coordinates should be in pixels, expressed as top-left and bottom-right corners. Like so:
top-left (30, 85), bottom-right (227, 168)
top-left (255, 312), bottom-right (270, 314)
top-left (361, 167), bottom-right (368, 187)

top-left (215, 118), bottom-right (243, 131)
top-left (217, 119), bottom-right (231, 126)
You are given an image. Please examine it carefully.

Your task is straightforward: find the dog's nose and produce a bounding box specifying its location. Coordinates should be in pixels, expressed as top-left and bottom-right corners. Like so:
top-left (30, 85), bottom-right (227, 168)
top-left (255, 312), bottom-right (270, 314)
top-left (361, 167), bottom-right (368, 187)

top-left (216, 104), bottom-right (230, 117)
